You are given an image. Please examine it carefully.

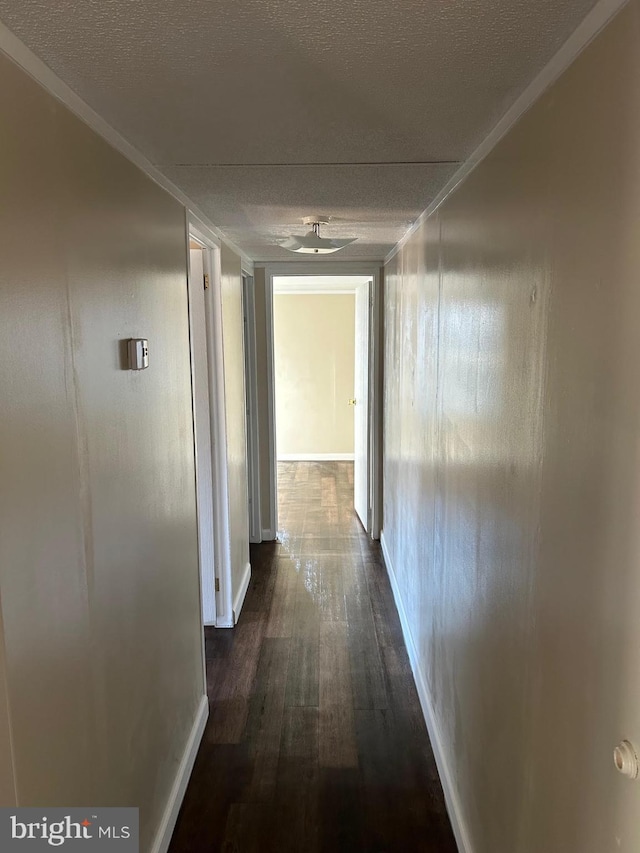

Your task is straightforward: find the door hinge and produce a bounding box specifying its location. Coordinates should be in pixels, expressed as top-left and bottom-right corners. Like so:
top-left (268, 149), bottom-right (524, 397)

top-left (203, 273), bottom-right (210, 290)
top-left (215, 577), bottom-right (220, 592)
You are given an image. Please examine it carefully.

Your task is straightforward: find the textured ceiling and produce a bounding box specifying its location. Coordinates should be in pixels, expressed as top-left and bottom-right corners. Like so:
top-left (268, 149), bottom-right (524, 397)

top-left (0, 0), bottom-right (599, 260)
top-left (161, 163), bottom-right (459, 261)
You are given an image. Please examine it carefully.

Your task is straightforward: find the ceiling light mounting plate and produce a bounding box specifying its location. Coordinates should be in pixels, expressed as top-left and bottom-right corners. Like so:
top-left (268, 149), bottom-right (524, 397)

top-left (302, 215), bottom-right (330, 226)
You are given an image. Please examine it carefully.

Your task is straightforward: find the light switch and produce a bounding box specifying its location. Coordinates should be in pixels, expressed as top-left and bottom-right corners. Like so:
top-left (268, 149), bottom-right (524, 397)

top-left (127, 338), bottom-right (149, 370)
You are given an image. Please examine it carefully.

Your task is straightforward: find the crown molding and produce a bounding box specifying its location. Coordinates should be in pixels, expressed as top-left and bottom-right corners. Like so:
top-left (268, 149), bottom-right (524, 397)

top-left (385, 0), bottom-right (631, 264)
top-left (0, 21), bottom-right (254, 271)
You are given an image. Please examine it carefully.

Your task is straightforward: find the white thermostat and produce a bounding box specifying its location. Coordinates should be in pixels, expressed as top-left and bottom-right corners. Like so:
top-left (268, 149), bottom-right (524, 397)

top-left (127, 338), bottom-right (149, 370)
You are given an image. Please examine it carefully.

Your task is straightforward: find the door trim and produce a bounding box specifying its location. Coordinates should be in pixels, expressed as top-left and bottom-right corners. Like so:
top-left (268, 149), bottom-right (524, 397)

top-left (187, 235), bottom-right (217, 627)
top-left (242, 274), bottom-right (262, 543)
top-left (262, 272), bottom-right (278, 541)
top-left (256, 262), bottom-right (383, 540)
top-left (369, 273), bottom-right (383, 539)
top-left (189, 213), bottom-right (234, 628)
top-left (353, 280), bottom-right (371, 531)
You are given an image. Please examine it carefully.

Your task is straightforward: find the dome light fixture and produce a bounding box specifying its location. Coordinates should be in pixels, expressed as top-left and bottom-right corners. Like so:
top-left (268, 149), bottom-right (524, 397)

top-left (280, 216), bottom-right (356, 255)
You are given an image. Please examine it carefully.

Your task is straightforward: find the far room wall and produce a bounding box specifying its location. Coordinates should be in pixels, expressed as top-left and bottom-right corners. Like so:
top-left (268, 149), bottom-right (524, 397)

top-left (274, 293), bottom-right (355, 459)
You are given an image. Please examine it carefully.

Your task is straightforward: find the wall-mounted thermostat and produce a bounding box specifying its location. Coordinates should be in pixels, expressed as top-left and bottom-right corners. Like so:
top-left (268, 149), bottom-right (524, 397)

top-left (127, 338), bottom-right (149, 370)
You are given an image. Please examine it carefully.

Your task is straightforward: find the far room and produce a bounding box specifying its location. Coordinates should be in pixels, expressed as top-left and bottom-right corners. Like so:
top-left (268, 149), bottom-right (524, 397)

top-left (272, 275), bottom-right (372, 532)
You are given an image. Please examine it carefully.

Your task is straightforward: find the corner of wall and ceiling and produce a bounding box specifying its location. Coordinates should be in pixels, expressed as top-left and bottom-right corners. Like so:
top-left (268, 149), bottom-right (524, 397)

top-left (0, 0), bottom-right (628, 275)
top-left (383, 0), bottom-right (631, 266)
top-left (0, 19), bottom-right (254, 272)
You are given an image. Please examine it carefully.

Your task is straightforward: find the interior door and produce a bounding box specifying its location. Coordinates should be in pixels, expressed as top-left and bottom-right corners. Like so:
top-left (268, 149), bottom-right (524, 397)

top-left (353, 281), bottom-right (370, 530)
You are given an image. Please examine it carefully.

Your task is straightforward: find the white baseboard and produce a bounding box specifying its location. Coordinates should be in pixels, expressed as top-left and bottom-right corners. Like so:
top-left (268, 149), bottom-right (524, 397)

top-left (277, 453), bottom-right (355, 461)
top-left (233, 561), bottom-right (251, 624)
top-left (380, 532), bottom-right (473, 853)
top-left (261, 528), bottom-right (278, 542)
top-left (150, 694), bottom-right (208, 853)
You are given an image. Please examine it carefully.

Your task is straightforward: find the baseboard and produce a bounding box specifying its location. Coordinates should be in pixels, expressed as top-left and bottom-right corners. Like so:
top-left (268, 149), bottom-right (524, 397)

top-left (150, 694), bottom-right (208, 853)
top-left (380, 532), bottom-right (474, 853)
top-left (277, 453), bottom-right (355, 461)
top-left (233, 561), bottom-right (251, 624)
top-left (261, 528), bottom-right (278, 542)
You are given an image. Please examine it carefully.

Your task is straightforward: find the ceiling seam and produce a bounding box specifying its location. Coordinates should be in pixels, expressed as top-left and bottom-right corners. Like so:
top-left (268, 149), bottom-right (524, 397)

top-left (159, 161), bottom-right (463, 168)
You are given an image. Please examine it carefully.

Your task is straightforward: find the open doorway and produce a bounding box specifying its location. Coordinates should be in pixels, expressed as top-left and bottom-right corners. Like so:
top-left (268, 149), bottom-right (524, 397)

top-left (257, 270), bottom-right (382, 540)
top-left (187, 221), bottom-right (236, 628)
top-left (188, 237), bottom-right (217, 626)
top-left (273, 276), bottom-right (369, 531)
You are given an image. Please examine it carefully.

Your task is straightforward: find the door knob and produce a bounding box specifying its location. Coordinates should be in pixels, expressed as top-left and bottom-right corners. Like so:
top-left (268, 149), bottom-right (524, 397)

top-left (348, 399), bottom-right (356, 406)
top-left (614, 740), bottom-right (639, 779)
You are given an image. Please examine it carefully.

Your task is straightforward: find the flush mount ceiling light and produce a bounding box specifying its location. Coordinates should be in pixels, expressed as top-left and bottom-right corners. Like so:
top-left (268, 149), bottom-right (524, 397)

top-left (280, 216), bottom-right (356, 255)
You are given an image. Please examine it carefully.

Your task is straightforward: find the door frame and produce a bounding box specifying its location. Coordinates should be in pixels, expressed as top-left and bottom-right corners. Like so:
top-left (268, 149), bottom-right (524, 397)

top-left (188, 212), bottom-right (235, 627)
top-left (256, 262), bottom-right (383, 541)
top-left (187, 234), bottom-right (217, 628)
top-left (242, 273), bottom-right (262, 543)
top-left (353, 279), bottom-right (371, 532)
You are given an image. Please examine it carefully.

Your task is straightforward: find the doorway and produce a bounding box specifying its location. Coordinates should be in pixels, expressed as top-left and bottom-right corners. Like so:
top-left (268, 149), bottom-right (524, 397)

top-left (188, 237), bottom-right (217, 625)
top-left (187, 220), bottom-right (235, 628)
top-left (256, 267), bottom-right (382, 540)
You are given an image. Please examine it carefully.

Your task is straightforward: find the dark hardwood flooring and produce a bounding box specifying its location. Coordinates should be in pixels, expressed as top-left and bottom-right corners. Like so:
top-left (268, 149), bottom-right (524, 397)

top-left (170, 461), bottom-right (457, 853)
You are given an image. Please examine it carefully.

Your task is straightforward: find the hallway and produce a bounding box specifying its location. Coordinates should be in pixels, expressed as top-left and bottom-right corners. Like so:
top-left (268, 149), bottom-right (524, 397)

top-left (170, 462), bottom-right (457, 852)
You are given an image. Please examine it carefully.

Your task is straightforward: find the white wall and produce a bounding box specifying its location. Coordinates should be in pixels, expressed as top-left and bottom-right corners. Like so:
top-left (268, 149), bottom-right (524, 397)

top-left (383, 3), bottom-right (640, 851)
top-left (0, 50), bottom-right (204, 849)
top-left (274, 293), bottom-right (355, 458)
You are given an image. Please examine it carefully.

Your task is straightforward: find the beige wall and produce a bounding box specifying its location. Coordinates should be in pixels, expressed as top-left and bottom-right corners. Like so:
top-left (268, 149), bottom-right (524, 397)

top-left (220, 244), bottom-right (251, 598)
top-left (274, 293), bottom-right (355, 457)
top-left (0, 51), bottom-right (203, 849)
top-left (383, 4), bottom-right (640, 852)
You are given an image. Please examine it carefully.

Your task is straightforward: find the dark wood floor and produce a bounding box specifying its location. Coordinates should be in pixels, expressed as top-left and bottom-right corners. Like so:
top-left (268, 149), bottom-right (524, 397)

top-left (170, 461), bottom-right (457, 852)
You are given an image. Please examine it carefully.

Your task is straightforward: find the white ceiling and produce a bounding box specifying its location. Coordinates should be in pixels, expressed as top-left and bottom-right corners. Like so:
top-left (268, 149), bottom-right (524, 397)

top-left (0, 0), bottom-right (599, 261)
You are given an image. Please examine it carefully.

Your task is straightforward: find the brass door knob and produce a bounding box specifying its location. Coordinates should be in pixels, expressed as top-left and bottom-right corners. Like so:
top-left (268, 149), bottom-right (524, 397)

top-left (348, 399), bottom-right (357, 406)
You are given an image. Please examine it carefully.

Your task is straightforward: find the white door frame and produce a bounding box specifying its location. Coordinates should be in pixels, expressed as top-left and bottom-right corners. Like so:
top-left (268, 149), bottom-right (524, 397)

top-left (256, 262), bottom-right (383, 540)
top-left (188, 213), bottom-right (235, 627)
top-left (187, 236), bottom-right (217, 627)
top-left (353, 280), bottom-right (371, 531)
top-left (242, 274), bottom-right (262, 543)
